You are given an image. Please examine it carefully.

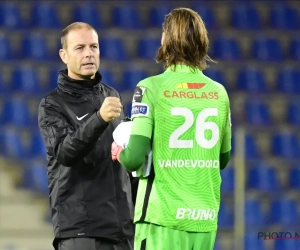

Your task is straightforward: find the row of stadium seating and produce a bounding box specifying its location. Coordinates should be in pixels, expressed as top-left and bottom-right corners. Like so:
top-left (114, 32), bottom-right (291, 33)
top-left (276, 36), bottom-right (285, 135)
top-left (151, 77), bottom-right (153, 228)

top-left (1, 34), bottom-right (300, 61)
top-left (0, 2), bottom-right (299, 30)
top-left (221, 165), bottom-right (300, 192)
top-left (219, 196), bottom-right (300, 227)
top-left (1, 94), bottom-right (300, 127)
top-left (1, 95), bottom-right (300, 127)
top-left (17, 158), bottom-right (300, 194)
top-left (1, 66), bottom-right (300, 94)
top-left (1, 123), bottom-right (300, 159)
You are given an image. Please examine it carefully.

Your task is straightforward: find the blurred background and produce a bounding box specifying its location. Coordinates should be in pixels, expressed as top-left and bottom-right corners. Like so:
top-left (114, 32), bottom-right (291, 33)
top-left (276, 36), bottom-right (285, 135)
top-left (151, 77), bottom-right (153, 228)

top-left (0, 0), bottom-right (299, 250)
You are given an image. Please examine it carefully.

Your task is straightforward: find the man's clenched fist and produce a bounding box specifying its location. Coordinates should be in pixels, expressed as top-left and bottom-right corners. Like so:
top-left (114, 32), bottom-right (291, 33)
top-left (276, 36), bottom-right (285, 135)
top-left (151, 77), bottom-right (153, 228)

top-left (99, 97), bottom-right (122, 122)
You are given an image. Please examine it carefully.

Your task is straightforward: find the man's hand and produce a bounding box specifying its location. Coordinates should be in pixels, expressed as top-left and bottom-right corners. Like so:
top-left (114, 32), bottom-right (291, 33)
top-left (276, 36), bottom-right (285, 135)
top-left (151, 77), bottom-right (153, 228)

top-left (111, 142), bottom-right (124, 162)
top-left (99, 97), bottom-right (122, 122)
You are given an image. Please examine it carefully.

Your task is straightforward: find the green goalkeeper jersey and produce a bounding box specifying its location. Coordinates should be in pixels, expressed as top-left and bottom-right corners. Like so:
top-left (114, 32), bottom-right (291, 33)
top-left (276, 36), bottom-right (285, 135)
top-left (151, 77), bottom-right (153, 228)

top-left (121, 65), bottom-right (231, 232)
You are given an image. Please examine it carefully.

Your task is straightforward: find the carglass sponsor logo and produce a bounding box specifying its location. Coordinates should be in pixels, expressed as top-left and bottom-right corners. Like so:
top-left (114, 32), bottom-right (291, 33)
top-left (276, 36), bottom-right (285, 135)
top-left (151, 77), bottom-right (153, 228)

top-left (164, 90), bottom-right (219, 99)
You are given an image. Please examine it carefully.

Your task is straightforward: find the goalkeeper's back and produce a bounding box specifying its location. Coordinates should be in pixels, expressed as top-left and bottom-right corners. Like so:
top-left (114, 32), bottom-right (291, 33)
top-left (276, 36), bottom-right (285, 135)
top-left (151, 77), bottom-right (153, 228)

top-left (134, 66), bottom-right (231, 232)
top-left (115, 8), bottom-right (233, 237)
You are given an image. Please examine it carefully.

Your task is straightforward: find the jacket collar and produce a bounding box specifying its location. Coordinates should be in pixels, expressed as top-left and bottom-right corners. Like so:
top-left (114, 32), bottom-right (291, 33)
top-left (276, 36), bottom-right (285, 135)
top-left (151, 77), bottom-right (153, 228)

top-left (57, 69), bottom-right (102, 94)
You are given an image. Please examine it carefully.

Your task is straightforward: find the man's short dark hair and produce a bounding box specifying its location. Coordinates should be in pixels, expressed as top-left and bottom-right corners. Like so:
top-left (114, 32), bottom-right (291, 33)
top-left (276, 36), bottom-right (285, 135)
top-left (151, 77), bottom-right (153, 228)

top-left (61, 22), bottom-right (98, 50)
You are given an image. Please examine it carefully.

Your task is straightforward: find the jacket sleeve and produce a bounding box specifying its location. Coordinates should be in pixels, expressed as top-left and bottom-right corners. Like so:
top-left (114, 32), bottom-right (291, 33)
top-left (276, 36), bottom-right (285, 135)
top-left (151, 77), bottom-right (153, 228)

top-left (38, 96), bottom-right (109, 167)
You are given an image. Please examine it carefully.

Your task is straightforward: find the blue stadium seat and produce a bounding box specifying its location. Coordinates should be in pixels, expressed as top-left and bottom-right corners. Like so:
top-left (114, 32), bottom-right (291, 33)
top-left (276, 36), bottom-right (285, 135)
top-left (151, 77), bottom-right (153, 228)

top-left (149, 6), bottom-right (172, 28)
top-left (271, 199), bottom-right (299, 226)
top-left (245, 232), bottom-right (266, 250)
top-left (252, 37), bottom-right (283, 61)
top-left (123, 69), bottom-right (148, 90)
top-left (21, 34), bottom-right (50, 60)
top-left (220, 167), bottom-right (234, 193)
top-left (237, 68), bottom-right (267, 92)
top-left (124, 102), bottom-right (132, 118)
top-left (245, 198), bottom-right (266, 227)
top-left (245, 99), bottom-right (271, 126)
top-left (52, 40), bottom-right (62, 61)
top-left (212, 37), bottom-right (241, 61)
top-left (275, 239), bottom-right (300, 250)
top-left (247, 163), bottom-right (280, 192)
top-left (22, 162), bottom-right (48, 195)
top-left (231, 4), bottom-right (261, 29)
top-left (193, 5), bottom-right (216, 29)
top-left (231, 134), bottom-right (260, 158)
top-left (270, 4), bottom-right (299, 30)
top-left (231, 135), bottom-right (235, 154)
top-left (11, 66), bottom-right (41, 94)
top-left (112, 6), bottom-right (142, 29)
top-left (272, 133), bottom-right (300, 158)
top-left (100, 69), bottom-right (117, 89)
top-left (30, 132), bottom-right (47, 159)
top-left (0, 73), bottom-right (7, 94)
top-left (277, 68), bottom-right (300, 93)
top-left (100, 37), bottom-right (128, 61)
top-left (245, 134), bottom-right (260, 158)
top-left (203, 69), bottom-right (227, 89)
top-left (72, 4), bottom-right (103, 29)
top-left (31, 2), bottom-right (61, 28)
top-left (218, 201), bottom-right (233, 228)
top-left (0, 128), bottom-right (27, 159)
top-left (288, 100), bottom-right (300, 125)
top-left (48, 67), bottom-right (61, 91)
top-left (289, 166), bottom-right (300, 190)
top-left (0, 3), bottom-right (23, 29)
top-left (1, 97), bottom-right (33, 126)
top-left (0, 35), bottom-right (13, 60)
top-left (290, 37), bottom-right (300, 61)
top-left (137, 38), bottom-right (161, 60)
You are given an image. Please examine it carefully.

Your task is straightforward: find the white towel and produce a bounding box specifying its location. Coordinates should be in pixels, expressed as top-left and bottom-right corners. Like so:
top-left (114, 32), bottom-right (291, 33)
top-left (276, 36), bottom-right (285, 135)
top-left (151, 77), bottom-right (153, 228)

top-left (113, 121), bottom-right (152, 177)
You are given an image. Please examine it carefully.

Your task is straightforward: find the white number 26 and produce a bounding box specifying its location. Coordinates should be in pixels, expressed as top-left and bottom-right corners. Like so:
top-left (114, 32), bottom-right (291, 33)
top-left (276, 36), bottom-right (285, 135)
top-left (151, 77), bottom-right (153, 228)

top-left (169, 107), bottom-right (219, 149)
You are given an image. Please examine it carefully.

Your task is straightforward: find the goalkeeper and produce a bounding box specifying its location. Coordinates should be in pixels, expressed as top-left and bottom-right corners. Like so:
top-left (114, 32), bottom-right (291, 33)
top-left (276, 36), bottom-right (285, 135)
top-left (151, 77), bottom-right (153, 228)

top-left (111, 7), bottom-right (231, 250)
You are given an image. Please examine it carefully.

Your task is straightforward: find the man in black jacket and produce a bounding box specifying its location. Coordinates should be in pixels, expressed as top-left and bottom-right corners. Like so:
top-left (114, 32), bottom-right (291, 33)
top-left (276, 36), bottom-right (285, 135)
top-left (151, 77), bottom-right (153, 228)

top-left (38, 22), bottom-right (134, 250)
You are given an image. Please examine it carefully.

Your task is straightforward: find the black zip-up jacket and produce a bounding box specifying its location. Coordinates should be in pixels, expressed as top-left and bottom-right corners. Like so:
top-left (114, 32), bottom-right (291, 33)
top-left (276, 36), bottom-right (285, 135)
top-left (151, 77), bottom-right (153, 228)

top-left (38, 69), bottom-right (134, 248)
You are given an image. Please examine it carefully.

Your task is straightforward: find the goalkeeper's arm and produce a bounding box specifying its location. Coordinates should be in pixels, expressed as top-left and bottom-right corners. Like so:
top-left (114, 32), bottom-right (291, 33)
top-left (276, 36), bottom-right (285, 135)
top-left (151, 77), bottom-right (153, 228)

top-left (119, 117), bottom-right (153, 172)
top-left (220, 151), bottom-right (231, 170)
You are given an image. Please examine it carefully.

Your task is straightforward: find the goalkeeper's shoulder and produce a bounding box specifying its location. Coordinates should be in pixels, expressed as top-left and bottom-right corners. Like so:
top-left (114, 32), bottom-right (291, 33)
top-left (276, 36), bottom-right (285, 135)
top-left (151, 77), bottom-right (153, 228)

top-left (136, 73), bottom-right (165, 88)
top-left (133, 75), bottom-right (161, 103)
top-left (210, 80), bottom-right (230, 104)
top-left (210, 79), bottom-right (228, 95)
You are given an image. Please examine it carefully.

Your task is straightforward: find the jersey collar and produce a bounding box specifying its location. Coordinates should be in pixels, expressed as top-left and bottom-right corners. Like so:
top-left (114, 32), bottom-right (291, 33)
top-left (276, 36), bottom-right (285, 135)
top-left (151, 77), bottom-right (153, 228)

top-left (165, 65), bottom-right (203, 74)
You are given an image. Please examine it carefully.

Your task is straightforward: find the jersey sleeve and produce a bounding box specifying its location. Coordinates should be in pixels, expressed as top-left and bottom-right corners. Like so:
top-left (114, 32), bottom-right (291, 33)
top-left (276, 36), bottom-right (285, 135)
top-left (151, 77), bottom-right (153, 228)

top-left (220, 88), bottom-right (232, 154)
top-left (119, 79), bottom-right (156, 171)
top-left (130, 79), bottom-right (155, 139)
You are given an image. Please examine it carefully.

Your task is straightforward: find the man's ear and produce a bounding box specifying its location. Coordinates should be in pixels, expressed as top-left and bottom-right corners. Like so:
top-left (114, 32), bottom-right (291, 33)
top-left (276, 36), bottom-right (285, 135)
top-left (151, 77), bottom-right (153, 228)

top-left (59, 49), bottom-right (68, 64)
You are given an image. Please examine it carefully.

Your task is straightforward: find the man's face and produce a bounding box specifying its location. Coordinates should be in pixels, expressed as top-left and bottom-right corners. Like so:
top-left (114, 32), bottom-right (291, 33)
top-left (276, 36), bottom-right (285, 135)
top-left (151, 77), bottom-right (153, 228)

top-left (60, 28), bottom-right (100, 80)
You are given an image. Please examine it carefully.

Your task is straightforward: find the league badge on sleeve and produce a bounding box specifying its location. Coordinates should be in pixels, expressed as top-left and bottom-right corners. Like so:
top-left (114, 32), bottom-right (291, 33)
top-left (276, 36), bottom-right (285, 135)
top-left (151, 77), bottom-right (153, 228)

top-left (131, 103), bottom-right (149, 118)
top-left (132, 86), bottom-right (146, 103)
